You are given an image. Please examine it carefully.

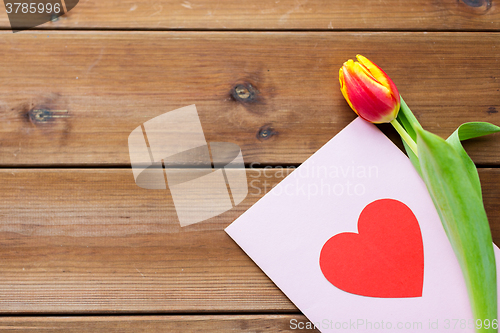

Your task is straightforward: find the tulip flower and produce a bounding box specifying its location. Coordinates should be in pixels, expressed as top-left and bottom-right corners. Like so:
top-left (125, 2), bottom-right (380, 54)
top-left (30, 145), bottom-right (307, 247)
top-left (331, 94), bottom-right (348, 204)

top-left (339, 55), bottom-right (399, 123)
top-left (339, 54), bottom-right (500, 333)
top-left (339, 55), bottom-right (418, 156)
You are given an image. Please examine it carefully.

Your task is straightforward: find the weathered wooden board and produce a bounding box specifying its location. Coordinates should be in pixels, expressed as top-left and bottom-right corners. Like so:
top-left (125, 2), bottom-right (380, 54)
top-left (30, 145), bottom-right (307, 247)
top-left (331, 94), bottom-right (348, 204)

top-left (0, 315), bottom-right (314, 332)
top-left (0, 31), bottom-right (499, 167)
top-left (0, 315), bottom-right (321, 333)
top-left (0, 168), bottom-right (498, 313)
top-left (0, 0), bottom-right (498, 31)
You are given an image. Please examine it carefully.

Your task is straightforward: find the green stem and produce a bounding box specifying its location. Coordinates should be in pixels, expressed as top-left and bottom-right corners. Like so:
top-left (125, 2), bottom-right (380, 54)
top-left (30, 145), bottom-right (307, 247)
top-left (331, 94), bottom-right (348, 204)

top-left (391, 118), bottom-right (418, 157)
top-left (400, 96), bottom-right (423, 132)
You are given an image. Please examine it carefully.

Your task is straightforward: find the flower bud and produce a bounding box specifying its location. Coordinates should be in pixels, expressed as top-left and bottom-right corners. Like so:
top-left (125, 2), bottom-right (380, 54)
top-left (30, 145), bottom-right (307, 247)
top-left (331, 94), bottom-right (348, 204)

top-left (339, 55), bottom-right (400, 123)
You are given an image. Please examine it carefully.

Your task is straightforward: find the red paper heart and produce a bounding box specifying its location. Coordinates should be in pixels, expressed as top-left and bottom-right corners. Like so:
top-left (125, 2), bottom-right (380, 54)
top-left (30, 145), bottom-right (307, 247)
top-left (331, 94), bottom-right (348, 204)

top-left (319, 198), bottom-right (424, 298)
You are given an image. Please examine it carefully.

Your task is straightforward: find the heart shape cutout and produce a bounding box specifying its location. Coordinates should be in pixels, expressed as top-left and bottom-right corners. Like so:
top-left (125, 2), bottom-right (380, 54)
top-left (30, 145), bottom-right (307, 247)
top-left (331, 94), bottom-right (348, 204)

top-left (319, 198), bottom-right (424, 298)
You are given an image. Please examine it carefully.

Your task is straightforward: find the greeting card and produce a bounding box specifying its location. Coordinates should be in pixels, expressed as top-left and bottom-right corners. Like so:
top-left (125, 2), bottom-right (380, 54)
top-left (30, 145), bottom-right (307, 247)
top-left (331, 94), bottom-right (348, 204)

top-left (225, 117), bottom-right (500, 332)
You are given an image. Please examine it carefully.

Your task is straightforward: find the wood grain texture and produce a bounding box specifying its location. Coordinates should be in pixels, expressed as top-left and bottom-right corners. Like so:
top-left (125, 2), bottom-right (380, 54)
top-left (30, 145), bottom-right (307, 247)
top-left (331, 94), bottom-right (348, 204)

top-left (0, 315), bottom-right (314, 332)
top-left (0, 169), bottom-right (292, 313)
top-left (0, 0), bottom-right (498, 31)
top-left (0, 168), bottom-right (498, 313)
top-left (0, 31), bottom-right (499, 167)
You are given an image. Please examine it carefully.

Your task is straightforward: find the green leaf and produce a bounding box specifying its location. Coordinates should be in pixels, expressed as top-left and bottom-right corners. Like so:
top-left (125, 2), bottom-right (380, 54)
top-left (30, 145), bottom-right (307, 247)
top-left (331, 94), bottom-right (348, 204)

top-left (416, 127), bottom-right (497, 332)
top-left (446, 122), bottom-right (500, 200)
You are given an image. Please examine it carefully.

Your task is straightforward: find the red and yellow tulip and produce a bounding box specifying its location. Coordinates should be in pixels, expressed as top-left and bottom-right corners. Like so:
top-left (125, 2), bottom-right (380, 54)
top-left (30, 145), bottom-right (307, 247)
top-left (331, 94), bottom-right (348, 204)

top-left (339, 55), bottom-right (400, 124)
top-left (340, 55), bottom-right (417, 156)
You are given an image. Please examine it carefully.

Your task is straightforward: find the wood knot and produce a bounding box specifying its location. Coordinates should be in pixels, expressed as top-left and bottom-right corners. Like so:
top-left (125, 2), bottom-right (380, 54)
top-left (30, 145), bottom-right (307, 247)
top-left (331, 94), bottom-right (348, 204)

top-left (231, 83), bottom-right (258, 103)
top-left (28, 108), bottom-right (69, 125)
top-left (459, 0), bottom-right (492, 11)
top-left (257, 124), bottom-right (278, 141)
top-left (487, 106), bottom-right (498, 114)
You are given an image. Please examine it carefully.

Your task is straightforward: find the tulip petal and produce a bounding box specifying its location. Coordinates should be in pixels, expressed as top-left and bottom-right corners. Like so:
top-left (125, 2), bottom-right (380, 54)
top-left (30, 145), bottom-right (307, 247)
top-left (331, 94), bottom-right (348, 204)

top-left (339, 65), bottom-right (358, 115)
top-left (356, 55), bottom-right (399, 104)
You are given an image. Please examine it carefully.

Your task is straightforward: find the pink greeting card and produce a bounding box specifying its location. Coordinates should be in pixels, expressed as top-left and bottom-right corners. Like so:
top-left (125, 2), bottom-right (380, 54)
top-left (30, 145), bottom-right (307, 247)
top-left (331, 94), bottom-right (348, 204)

top-left (225, 117), bottom-right (500, 332)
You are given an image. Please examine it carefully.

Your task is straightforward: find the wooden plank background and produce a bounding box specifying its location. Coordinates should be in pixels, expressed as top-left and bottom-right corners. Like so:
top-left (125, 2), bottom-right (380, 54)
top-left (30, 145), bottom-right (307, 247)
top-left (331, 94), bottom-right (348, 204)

top-left (0, 0), bottom-right (498, 31)
top-left (0, 32), bottom-right (499, 166)
top-left (0, 315), bottom-right (310, 332)
top-left (0, 0), bottom-right (499, 331)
